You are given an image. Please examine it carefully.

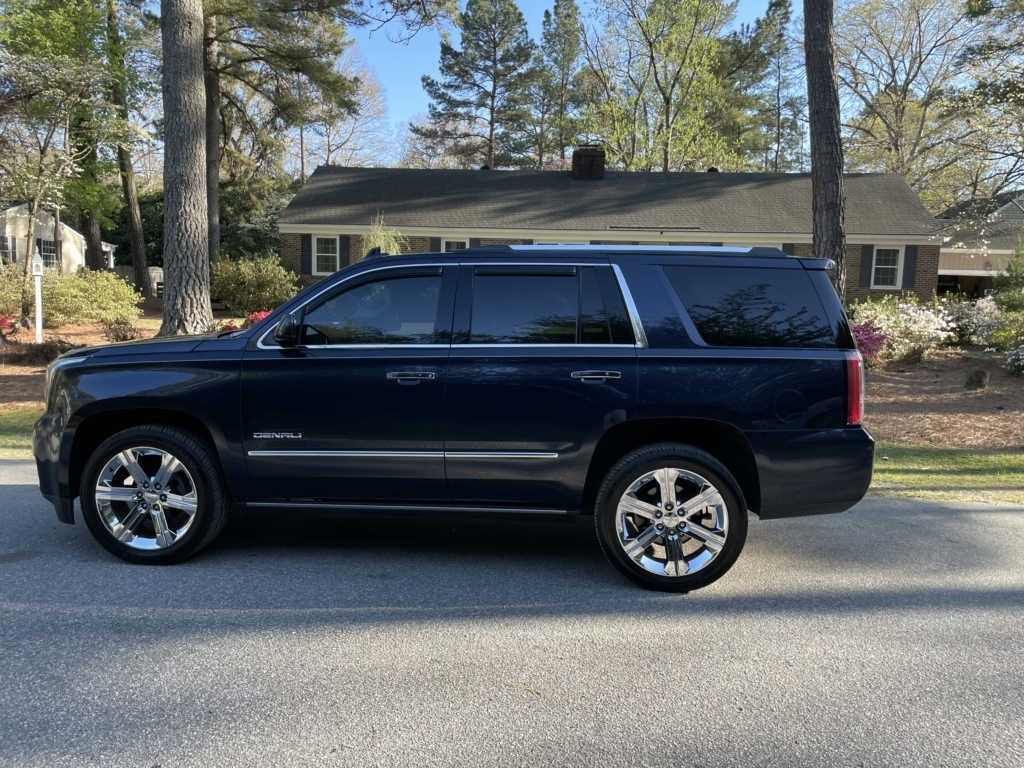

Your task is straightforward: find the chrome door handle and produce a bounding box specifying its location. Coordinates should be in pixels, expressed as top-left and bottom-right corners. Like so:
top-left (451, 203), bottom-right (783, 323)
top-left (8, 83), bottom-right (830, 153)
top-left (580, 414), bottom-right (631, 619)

top-left (570, 370), bottom-right (622, 382)
top-left (386, 371), bottom-right (438, 383)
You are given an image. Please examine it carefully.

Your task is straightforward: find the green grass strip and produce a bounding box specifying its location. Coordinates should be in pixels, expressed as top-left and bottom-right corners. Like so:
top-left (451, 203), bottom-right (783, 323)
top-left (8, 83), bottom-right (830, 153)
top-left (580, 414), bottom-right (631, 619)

top-left (871, 442), bottom-right (1024, 505)
top-left (0, 409), bottom-right (41, 459)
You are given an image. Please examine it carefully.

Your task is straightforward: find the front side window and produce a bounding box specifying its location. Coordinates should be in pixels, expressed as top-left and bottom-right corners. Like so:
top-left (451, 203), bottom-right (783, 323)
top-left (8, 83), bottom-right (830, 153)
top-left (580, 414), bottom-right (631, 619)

top-left (314, 237), bottom-right (338, 275)
top-left (871, 247), bottom-right (902, 289)
top-left (300, 273), bottom-right (443, 345)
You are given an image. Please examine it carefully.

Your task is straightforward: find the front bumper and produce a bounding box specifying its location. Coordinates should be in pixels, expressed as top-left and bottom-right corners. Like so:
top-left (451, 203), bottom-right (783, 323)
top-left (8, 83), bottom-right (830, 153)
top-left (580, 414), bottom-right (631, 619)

top-left (33, 411), bottom-right (76, 524)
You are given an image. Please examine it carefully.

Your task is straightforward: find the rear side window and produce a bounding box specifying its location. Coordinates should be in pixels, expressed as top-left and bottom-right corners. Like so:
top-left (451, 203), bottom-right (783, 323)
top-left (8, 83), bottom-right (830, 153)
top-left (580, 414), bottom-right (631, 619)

top-left (467, 267), bottom-right (634, 344)
top-left (664, 266), bottom-right (837, 348)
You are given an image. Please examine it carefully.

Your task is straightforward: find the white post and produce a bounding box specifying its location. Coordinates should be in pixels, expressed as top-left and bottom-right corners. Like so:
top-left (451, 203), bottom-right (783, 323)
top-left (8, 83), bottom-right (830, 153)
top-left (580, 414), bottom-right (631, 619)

top-left (32, 248), bottom-right (44, 344)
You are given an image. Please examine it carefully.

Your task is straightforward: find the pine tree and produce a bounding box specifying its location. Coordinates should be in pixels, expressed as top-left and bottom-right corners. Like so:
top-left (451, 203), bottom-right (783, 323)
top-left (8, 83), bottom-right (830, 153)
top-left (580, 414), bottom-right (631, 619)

top-left (413, 0), bottom-right (537, 169)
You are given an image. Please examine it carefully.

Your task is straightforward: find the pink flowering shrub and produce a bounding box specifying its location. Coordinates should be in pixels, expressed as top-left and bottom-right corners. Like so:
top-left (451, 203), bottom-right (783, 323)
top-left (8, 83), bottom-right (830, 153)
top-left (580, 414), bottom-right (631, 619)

top-left (850, 318), bottom-right (887, 365)
top-left (244, 310), bottom-right (272, 328)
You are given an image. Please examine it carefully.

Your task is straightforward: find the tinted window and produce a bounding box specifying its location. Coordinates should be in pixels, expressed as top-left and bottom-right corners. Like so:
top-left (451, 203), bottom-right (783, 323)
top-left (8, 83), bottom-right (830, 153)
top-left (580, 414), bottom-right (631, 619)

top-left (301, 274), bottom-right (442, 344)
top-left (665, 266), bottom-right (837, 347)
top-left (470, 274), bottom-right (577, 343)
top-left (467, 268), bottom-right (634, 345)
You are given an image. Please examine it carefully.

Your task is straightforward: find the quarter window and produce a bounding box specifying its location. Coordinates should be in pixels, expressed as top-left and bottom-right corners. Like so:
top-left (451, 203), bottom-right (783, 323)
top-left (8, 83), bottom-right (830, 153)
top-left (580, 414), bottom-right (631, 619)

top-left (300, 273), bottom-right (443, 345)
top-left (665, 266), bottom-right (837, 348)
top-left (871, 247), bottom-right (902, 289)
top-left (314, 237), bottom-right (339, 275)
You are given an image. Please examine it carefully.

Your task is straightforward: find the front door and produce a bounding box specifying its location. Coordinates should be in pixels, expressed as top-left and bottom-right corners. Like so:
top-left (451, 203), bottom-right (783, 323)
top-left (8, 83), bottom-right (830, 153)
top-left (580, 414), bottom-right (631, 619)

top-left (240, 265), bottom-right (454, 504)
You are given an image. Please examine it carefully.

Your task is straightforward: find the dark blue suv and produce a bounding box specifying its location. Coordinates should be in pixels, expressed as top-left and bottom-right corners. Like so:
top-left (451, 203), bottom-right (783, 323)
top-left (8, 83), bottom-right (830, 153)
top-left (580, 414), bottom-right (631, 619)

top-left (34, 246), bottom-right (874, 592)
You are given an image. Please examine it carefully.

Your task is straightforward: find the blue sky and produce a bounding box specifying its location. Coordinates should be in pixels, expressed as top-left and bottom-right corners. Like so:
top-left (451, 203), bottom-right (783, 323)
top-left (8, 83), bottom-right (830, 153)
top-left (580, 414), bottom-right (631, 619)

top-left (350, 0), bottom-right (774, 142)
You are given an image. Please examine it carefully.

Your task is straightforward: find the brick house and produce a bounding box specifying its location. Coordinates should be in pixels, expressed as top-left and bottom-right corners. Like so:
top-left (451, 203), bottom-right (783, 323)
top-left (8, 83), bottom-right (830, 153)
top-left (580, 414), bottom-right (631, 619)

top-left (278, 160), bottom-right (940, 302)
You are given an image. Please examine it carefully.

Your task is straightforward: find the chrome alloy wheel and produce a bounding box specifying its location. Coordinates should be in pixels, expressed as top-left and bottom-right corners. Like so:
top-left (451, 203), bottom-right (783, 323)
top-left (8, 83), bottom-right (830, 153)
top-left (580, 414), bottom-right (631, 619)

top-left (92, 445), bottom-right (200, 551)
top-left (614, 466), bottom-right (729, 578)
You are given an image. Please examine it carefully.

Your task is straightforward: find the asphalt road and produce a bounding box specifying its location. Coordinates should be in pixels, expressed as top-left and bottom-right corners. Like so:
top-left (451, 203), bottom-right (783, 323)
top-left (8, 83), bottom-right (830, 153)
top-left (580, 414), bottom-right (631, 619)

top-left (1, 459), bottom-right (1022, 768)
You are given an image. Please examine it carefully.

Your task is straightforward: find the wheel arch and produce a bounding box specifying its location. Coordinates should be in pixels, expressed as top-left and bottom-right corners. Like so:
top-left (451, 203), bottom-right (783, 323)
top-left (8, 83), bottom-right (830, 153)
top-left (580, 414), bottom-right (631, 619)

top-left (67, 408), bottom-right (231, 505)
top-left (583, 418), bottom-right (760, 516)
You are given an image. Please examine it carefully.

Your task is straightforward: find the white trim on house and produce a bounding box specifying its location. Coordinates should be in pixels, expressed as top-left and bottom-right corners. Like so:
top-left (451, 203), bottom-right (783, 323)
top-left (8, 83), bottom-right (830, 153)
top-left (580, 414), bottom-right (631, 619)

top-left (281, 223), bottom-right (934, 250)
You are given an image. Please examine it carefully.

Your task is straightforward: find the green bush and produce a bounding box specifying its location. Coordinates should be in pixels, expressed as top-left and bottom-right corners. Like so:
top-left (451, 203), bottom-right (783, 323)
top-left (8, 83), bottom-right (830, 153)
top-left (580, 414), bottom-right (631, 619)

top-left (41, 269), bottom-right (142, 327)
top-left (211, 255), bottom-right (298, 315)
top-left (0, 264), bottom-right (26, 317)
top-left (990, 310), bottom-right (1024, 352)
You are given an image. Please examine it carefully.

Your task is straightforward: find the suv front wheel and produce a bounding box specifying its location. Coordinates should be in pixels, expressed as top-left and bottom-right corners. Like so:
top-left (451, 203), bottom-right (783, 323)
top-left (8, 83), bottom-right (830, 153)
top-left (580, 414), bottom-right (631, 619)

top-left (594, 444), bottom-right (747, 592)
top-left (79, 425), bottom-right (229, 564)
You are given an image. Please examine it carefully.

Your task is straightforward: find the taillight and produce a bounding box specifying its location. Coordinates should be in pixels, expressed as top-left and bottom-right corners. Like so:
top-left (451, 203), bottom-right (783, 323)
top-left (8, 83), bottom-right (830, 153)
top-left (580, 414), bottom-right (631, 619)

top-left (845, 351), bottom-right (864, 426)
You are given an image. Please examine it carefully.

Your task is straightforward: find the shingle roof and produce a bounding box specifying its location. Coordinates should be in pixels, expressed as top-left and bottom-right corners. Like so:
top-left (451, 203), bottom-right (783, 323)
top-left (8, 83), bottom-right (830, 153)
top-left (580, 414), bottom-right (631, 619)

top-left (280, 166), bottom-right (938, 238)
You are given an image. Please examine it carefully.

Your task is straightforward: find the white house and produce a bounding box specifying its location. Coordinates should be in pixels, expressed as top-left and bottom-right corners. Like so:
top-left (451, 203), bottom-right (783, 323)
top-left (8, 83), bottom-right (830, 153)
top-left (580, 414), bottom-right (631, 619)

top-left (0, 203), bottom-right (94, 272)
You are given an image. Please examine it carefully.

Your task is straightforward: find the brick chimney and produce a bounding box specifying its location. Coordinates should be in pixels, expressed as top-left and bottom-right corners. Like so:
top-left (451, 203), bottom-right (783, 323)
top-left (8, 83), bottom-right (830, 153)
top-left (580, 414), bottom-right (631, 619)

top-left (571, 144), bottom-right (605, 180)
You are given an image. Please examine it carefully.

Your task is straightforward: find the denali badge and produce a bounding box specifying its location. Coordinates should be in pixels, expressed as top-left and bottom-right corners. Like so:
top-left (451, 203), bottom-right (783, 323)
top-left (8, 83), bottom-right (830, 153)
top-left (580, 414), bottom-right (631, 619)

top-left (253, 432), bottom-right (303, 439)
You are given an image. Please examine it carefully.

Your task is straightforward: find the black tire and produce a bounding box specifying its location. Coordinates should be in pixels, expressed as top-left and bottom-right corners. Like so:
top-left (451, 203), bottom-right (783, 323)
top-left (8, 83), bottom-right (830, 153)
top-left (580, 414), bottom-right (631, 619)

top-left (79, 425), bottom-right (229, 564)
top-left (594, 443), bottom-right (747, 592)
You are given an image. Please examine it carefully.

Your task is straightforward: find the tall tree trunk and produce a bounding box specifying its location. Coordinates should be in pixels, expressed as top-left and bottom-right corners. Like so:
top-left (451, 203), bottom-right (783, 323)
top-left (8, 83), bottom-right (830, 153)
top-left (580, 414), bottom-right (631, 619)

top-left (804, 0), bottom-right (847, 300)
top-left (107, 0), bottom-right (152, 298)
top-left (204, 13), bottom-right (221, 264)
top-left (159, 0), bottom-right (212, 336)
top-left (84, 211), bottom-right (105, 270)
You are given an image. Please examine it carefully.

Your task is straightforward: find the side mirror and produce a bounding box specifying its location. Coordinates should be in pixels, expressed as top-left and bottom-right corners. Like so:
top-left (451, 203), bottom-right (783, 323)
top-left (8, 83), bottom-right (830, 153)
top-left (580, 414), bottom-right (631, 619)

top-left (273, 314), bottom-right (300, 347)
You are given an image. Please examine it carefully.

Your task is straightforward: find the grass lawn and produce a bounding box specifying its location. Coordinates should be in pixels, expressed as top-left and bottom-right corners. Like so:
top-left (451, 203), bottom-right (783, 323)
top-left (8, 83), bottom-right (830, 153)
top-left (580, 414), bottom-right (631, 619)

top-left (0, 409), bottom-right (41, 459)
top-left (871, 442), bottom-right (1024, 506)
top-left (2, 410), bottom-right (1021, 506)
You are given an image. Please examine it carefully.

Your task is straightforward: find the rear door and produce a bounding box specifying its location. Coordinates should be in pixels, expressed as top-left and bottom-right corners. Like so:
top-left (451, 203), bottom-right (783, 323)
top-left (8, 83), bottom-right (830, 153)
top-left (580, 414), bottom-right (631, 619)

top-left (442, 261), bottom-right (638, 511)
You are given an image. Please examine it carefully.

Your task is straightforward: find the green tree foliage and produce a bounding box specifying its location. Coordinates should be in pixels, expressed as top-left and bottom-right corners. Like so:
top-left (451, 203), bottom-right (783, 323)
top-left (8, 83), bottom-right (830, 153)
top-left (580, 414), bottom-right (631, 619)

top-left (536, 0), bottom-right (584, 166)
top-left (0, 1), bottom-right (108, 288)
top-left (964, 0), bottom-right (1024, 107)
top-left (836, 0), bottom-right (994, 213)
top-left (713, 0), bottom-right (804, 171)
top-left (579, 0), bottom-right (733, 172)
top-left (993, 239), bottom-right (1024, 312)
top-left (413, 0), bottom-right (538, 169)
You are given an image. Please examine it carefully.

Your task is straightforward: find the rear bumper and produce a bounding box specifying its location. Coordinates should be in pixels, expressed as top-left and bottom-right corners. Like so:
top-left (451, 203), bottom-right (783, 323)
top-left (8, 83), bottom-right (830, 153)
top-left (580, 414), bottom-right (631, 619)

top-left (33, 412), bottom-right (76, 524)
top-left (751, 427), bottom-right (875, 519)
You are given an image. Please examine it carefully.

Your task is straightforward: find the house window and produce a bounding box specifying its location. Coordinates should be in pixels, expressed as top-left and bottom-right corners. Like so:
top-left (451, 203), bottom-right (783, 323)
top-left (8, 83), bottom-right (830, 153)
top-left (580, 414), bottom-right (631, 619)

top-left (37, 239), bottom-right (58, 269)
top-left (442, 239), bottom-right (467, 252)
top-left (0, 236), bottom-right (15, 265)
top-left (314, 236), bottom-right (338, 275)
top-left (871, 247), bottom-right (903, 289)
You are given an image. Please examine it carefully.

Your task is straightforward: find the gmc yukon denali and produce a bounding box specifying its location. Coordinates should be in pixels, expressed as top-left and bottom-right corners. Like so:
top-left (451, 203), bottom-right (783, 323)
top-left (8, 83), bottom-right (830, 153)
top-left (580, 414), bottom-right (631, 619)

top-left (35, 245), bottom-right (874, 592)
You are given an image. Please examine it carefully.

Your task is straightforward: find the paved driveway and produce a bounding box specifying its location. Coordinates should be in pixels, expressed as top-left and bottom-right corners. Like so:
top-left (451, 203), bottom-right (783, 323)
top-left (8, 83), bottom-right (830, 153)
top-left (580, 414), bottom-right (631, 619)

top-left (1, 459), bottom-right (1022, 767)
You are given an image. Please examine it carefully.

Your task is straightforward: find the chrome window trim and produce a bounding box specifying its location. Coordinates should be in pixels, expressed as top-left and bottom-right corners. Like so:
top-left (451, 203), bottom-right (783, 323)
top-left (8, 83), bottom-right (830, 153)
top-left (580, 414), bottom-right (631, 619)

top-left (611, 263), bottom-right (649, 348)
top-left (257, 260), bottom-right (646, 350)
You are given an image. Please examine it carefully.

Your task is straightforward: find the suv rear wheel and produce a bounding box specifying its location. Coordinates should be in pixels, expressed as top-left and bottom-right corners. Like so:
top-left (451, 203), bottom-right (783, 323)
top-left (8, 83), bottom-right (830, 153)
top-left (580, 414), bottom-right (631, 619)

top-left (594, 444), bottom-right (747, 592)
top-left (79, 425), bottom-right (229, 564)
